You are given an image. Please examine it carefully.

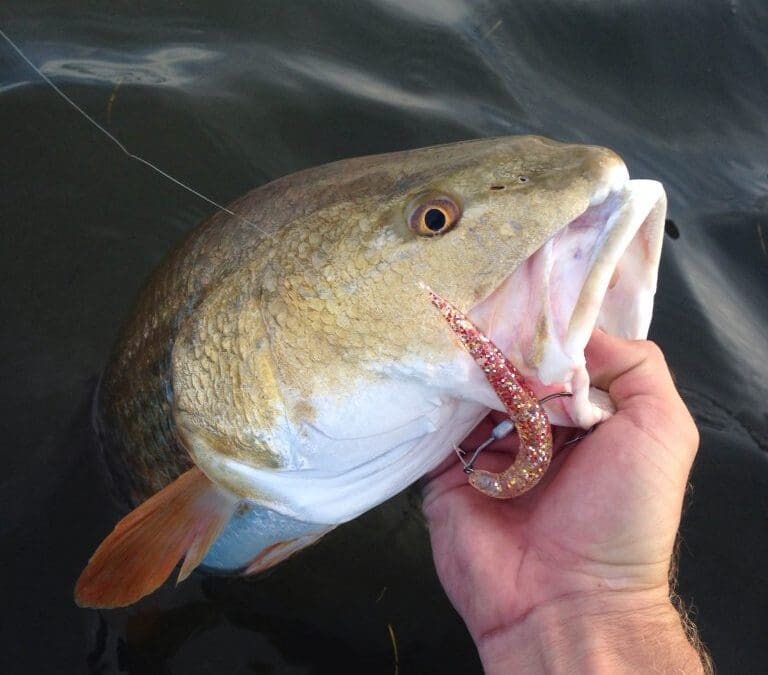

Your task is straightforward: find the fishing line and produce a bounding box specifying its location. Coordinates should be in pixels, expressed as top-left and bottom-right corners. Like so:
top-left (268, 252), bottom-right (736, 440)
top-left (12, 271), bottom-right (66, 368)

top-left (0, 27), bottom-right (271, 237)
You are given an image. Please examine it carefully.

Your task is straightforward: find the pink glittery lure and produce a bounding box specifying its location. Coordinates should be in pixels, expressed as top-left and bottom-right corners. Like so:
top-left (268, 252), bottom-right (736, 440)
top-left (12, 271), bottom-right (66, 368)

top-left (428, 288), bottom-right (552, 498)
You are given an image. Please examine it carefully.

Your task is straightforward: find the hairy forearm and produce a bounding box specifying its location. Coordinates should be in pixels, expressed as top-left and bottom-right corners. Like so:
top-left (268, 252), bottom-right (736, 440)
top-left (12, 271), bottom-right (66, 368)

top-left (477, 591), bottom-right (709, 675)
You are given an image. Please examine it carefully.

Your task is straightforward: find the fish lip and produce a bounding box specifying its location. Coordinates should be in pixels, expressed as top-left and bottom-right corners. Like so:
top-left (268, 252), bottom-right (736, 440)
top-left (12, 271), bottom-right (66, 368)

top-left (559, 178), bottom-right (666, 427)
top-left (471, 177), bottom-right (667, 428)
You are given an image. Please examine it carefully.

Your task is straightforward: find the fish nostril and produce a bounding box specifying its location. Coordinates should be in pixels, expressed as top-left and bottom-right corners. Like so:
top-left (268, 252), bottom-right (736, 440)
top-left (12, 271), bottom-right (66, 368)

top-left (490, 185), bottom-right (505, 191)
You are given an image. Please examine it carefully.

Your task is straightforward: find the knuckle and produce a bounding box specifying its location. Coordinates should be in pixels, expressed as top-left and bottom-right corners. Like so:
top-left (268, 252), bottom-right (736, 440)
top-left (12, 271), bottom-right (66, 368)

top-left (682, 410), bottom-right (701, 449)
top-left (637, 339), bottom-right (666, 364)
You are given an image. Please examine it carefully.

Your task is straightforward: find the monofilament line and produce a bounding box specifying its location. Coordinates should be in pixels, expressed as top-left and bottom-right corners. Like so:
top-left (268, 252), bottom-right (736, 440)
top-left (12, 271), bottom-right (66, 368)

top-left (0, 26), bottom-right (271, 238)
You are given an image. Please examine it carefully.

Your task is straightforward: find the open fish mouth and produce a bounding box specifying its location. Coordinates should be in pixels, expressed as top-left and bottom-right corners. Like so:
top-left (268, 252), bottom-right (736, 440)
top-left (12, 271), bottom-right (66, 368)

top-left (470, 169), bottom-right (667, 428)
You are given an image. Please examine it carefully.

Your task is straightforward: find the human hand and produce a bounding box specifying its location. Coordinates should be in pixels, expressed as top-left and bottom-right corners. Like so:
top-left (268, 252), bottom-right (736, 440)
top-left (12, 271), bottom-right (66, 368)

top-left (422, 331), bottom-right (707, 673)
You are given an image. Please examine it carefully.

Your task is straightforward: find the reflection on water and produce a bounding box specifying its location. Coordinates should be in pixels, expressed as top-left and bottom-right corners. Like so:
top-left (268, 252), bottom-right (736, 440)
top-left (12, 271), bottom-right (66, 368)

top-left (40, 46), bottom-right (221, 88)
top-left (1, 0), bottom-right (767, 673)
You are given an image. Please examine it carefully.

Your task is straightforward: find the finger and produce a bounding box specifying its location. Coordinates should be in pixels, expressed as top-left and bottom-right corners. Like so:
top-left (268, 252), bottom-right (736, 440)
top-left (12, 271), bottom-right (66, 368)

top-left (585, 329), bottom-right (699, 454)
top-left (586, 329), bottom-right (678, 412)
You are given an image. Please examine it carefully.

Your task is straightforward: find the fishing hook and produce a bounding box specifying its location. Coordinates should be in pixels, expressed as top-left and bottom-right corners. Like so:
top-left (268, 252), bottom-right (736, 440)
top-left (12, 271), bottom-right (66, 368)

top-left (454, 392), bottom-right (573, 474)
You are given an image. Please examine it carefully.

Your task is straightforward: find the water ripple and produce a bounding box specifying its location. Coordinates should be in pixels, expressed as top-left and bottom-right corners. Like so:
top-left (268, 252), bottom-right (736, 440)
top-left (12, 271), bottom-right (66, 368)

top-left (38, 44), bottom-right (221, 87)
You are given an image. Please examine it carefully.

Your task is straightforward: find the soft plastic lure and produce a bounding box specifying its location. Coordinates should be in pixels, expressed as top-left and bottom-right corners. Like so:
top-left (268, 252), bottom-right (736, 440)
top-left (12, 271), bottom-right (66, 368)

top-left (428, 288), bottom-right (553, 498)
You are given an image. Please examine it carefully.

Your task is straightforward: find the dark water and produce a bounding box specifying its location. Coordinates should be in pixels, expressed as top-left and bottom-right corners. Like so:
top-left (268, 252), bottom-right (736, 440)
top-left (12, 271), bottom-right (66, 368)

top-left (1, 1), bottom-right (767, 673)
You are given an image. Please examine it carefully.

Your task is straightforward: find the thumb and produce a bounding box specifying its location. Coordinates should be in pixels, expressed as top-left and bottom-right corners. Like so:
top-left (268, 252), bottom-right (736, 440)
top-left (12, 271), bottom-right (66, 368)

top-left (585, 329), bottom-right (699, 465)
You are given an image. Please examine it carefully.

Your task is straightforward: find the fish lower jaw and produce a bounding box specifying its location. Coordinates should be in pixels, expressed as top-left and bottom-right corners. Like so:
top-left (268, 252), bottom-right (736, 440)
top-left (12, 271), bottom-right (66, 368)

top-left (471, 178), bottom-right (667, 429)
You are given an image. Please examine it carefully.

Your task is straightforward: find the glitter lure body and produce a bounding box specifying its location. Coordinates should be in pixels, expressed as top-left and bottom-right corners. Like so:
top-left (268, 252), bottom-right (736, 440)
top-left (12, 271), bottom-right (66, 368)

top-left (77, 136), bottom-right (666, 608)
top-left (428, 289), bottom-right (552, 498)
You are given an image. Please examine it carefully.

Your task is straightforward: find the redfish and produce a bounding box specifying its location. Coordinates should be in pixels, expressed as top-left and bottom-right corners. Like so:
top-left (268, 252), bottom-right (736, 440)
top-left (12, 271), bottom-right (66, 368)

top-left (75, 136), bottom-right (666, 607)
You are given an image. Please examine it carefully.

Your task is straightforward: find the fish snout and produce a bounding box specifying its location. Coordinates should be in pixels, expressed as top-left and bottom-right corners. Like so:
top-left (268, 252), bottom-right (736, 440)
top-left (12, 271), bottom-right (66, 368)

top-left (469, 166), bottom-right (667, 429)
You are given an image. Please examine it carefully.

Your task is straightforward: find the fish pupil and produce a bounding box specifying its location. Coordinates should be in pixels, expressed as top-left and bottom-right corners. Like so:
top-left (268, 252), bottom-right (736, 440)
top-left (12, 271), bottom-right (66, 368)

top-left (424, 208), bottom-right (446, 231)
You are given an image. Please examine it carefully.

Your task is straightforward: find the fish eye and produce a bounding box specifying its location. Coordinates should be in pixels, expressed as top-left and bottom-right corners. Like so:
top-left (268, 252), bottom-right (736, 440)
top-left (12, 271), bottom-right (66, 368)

top-left (424, 208), bottom-right (446, 231)
top-left (406, 193), bottom-right (462, 237)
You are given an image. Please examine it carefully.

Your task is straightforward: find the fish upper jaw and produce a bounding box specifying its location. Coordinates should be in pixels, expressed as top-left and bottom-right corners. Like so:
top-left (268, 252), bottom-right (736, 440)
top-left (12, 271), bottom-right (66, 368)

top-left (469, 175), bottom-right (667, 428)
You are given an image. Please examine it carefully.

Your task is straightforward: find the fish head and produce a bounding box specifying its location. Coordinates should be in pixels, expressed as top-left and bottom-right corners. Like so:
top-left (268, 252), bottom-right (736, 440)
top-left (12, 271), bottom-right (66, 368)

top-left (282, 135), bottom-right (665, 429)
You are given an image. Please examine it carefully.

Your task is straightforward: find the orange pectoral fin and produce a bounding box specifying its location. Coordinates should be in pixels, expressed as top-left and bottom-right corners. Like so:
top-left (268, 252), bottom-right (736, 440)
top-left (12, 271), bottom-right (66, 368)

top-left (75, 468), bottom-right (236, 609)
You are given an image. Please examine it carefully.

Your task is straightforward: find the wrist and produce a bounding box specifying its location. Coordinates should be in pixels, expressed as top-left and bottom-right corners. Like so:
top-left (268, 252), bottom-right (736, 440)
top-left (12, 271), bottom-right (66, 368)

top-left (476, 589), bottom-right (707, 675)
